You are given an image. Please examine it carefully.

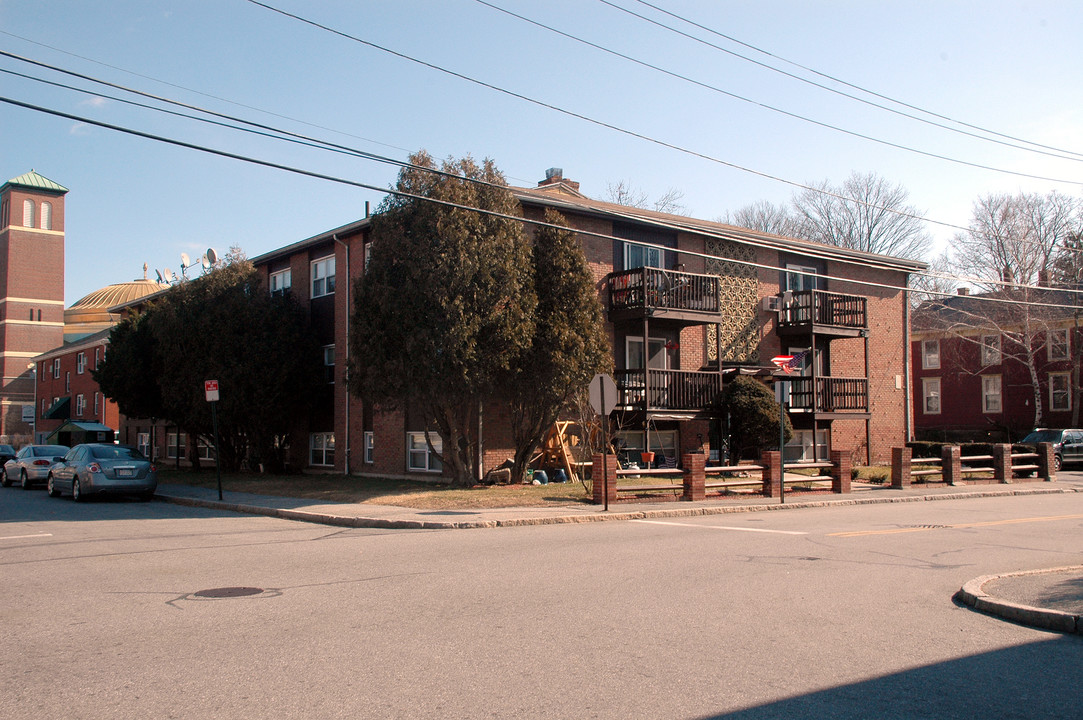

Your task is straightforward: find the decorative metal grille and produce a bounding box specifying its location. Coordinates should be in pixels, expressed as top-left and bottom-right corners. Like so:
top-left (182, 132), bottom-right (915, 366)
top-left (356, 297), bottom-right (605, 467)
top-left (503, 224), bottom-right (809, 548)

top-left (705, 238), bottom-right (758, 363)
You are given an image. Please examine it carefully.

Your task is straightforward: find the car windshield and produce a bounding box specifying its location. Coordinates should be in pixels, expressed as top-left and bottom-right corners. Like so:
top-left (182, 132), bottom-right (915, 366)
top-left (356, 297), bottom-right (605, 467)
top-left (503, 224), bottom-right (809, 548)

top-left (90, 445), bottom-right (145, 461)
top-left (1022, 430), bottom-right (1062, 444)
top-left (34, 446), bottom-right (69, 457)
top-left (0, 445), bottom-right (14, 453)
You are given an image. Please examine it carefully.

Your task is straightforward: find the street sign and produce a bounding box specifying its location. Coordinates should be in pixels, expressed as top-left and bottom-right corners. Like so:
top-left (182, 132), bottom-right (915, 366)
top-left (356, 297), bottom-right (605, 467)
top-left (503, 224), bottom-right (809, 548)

top-left (21, 405), bottom-right (34, 423)
top-left (589, 373), bottom-right (618, 415)
top-left (205, 379), bottom-right (220, 402)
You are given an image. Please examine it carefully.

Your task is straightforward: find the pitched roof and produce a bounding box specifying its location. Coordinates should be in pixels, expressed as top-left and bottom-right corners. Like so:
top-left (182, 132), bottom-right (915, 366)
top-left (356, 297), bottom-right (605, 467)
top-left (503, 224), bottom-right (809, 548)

top-left (3, 170), bottom-right (68, 194)
top-left (913, 287), bottom-right (1082, 333)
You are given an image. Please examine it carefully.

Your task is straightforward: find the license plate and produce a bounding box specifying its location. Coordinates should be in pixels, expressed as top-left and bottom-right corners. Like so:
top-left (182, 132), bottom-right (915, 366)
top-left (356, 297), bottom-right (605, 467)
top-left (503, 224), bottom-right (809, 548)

top-left (116, 468), bottom-right (134, 478)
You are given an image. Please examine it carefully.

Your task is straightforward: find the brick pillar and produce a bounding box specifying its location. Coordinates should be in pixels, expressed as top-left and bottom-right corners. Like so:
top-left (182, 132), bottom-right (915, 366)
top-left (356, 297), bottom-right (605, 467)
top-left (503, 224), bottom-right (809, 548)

top-left (762, 451), bottom-right (781, 498)
top-left (1037, 442), bottom-right (1056, 482)
top-left (992, 443), bottom-right (1012, 483)
top-left (891, 446), bottom-right (912, 488)
top-left (942, 445), bottom-right (962, 485)
top-left (591, 453), bottom-right (618, 505)
top-left (830, 450), bottom-right (851, 494)
top-left (682, 453), bottom-right (706, 501)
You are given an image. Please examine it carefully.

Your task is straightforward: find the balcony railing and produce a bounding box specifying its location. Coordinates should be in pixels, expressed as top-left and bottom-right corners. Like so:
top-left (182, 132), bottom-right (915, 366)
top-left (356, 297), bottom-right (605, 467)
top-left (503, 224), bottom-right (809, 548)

top-left (779, 290), bottom-right (867, 330)
top-left (614, 369), bottom-right (722, 411)
top-left (787, 376), bottom-right (868, 413)
top-left (608, 267), bottom-right (720, 316)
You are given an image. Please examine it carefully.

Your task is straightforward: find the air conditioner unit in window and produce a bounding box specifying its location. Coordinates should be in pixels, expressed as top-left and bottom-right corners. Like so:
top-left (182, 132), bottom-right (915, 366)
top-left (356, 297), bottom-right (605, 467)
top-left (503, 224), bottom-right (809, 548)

top-left (761, 295), bottom-right (781, 312)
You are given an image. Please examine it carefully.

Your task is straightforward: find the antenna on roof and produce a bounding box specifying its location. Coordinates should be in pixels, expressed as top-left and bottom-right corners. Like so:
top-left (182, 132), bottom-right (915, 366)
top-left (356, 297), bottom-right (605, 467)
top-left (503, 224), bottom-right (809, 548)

top-left (155, 269), bottom-right (163, 283)
top-left (163, 268), bottom-right (174, 283)
top-left (206, 248), bottom-right (218, 265)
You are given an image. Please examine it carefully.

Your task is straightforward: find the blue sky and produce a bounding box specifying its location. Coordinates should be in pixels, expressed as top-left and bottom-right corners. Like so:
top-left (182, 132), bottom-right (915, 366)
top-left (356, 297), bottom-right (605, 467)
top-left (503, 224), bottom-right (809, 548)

top-left (2, 0), bottom-right (1081, 305)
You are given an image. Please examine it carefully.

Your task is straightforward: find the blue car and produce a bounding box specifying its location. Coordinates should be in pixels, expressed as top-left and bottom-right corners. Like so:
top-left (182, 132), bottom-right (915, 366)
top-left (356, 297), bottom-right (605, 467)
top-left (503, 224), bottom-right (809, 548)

top-left (47, 444), bottom-right (158, 501)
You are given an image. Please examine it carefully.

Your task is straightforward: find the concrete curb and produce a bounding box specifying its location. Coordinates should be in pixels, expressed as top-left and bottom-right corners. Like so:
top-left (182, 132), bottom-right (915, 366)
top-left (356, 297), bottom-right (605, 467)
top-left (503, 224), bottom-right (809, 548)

top-left (156, 484), bottom-right (1077, 531)
top-left (955, 566), bottom-right (1083, 634)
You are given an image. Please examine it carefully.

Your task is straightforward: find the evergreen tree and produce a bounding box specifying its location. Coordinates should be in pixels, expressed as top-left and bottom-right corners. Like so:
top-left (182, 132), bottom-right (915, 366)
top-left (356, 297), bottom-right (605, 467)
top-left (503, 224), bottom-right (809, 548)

top-left (719, 376), bottom-right (792, 461)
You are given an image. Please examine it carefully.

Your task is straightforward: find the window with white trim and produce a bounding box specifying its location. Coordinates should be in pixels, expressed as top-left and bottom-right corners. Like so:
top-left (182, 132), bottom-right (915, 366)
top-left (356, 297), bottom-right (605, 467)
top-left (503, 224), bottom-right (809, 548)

top-left (65, 371), bottom-right (70, 393)
top-left (982, 375), bottom-right (1002, 413)
top-left (364, 431), bottom-right (374, 464)
top-left (407, 431), bottom-right (442, 472)
top-left (269, 268), bottom-right (292, 296)
top-left (76, 352), bottom-right (86, 374)
top-left (75, 394), bottom-right (85, 417)
top-left (922, 378), bottom-right (941, 414)
top-left (784, 263), bottom-right (820, 293)
top-left (310, 432), bottom-right (335, 466)
top-left (1050, 372), bottom-right (1071, 412)
top-left (323, 345), bottom-right (335, 383)
top-left (23, 199), bottom-right (35, 228)
top-left (311, 255), bottom-right (336, 298)
top-left (981, 335), bottom-right (1001, 366)
top-left (1048, 329), bottom-right (1069, 361)
top-left (93, 392), bottom-right (100, 416)
top-left (167, 432), bottom-right (188, 460)
top-left (52, 359), bottom-right (60, 379)
top-left (623, 242), bottom-right (663, 270)
top-left (137, 433), bottom-right (150, 458)
top-left (921, 339), bottom-right (940, 370)
top-left (41, 201), bottom-right (52, 230)
top-left (197, 438), bottom-right (216, 461)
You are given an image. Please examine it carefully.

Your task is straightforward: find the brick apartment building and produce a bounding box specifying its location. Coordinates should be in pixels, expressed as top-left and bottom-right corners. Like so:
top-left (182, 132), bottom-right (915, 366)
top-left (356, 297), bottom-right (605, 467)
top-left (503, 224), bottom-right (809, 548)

top-left (251, 170), bottom-right (924, 477)
top-left (0, 171), bottom-right (67, 443)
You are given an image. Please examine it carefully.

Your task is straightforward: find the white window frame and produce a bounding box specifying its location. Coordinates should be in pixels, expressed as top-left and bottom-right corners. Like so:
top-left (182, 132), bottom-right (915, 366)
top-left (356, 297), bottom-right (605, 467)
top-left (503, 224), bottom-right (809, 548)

top-left (310, 432), bottom-right (335, 467)
top-left (167, 432), bottom-right (188, 460)
top-left (784, 428), bottom-right (830, 463)
top-left (921, 339), bottom-right (940, 370)
top-left (407, 431), bottom-right (442, 473)
top-left (623, 242), bottom-right (663, 271)
top-left (1048, 328), bottom-right (1070, 361)
top-left (76, 351), bottom-right (86, 374)
top-left (363, 431), bottom-right (374, 464)
top-left (311, 255), bottom-right (336, 298)
top-left (922, 377), bottom-right (941, 415)
top-left (982, 375), bottom-right (1002, 414)
top-left (65, 371), bottom-right (70, 393)
top-left (52, 358), bottom-right (61, 379)
top-left (323, 344), bottom-right (335, 384)
top-left (625, 336), bottom-right (668, 370)
top-left (23, 199), bottom-right (35, 228)
top-left (613, 430), bottom-right (678, 467)
top-left (197, 438), bottom-right (217, 461)
top-left (1050, 372), bottom-right (1071, 412)
top-left (74, 394), bottom-right (85, 417)
top-left (785, 263), bottom-right (819, 293)
top-left (41, 201), bottom-right (52, 230)
top-left (137, 433), bottom-right (150, 458)
top-left (93, 392), bottom-right (100, 416)
top-left (269, 268), bottom-right (292, 295)
top-left (981, 334), bottom-right (1001, 366)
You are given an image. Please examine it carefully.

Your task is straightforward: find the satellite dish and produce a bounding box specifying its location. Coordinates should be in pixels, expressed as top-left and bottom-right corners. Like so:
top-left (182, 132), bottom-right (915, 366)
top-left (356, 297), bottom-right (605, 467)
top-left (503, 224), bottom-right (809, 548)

top-left (200, 254), bottom-right (210, 270)
top-left (180, 252), bottom-right (191, 268)
top-left (206, 248), bottom-right (218, 265)
top-left (163, 268), bottom-right (174, 282)
top-left (155, 269), bottom-right (163, 283)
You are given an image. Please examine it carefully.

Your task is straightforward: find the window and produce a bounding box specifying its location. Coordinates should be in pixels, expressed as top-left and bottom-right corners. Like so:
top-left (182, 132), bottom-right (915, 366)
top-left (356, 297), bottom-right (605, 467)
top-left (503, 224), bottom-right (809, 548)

top-left (310, 432), bottom-right (335, 466)
top-left (75, 394), bottom-right (85, 417)
top-left (76, 352), bottom-right (86, 374)
top-left (364, 431), bottom-right (374, 464)
top-left (269, 268), bottom-right (292, 296)
top-left (981, 335), bottom-right (1001, 366)
top-left (167, 432), bottom-right (188, 460)
top-left (52, 359), bottom-right (60, 379)
top-left (197, 438), bottom-right (217, 461)
top-left (40, 398), bottom-right (46, 417)
top-left (623, 242), bottom-right (663, 270)
top-left (137, 433), bottom-right (150, 458)
top-left (921, 339), bottom-right (940, 370)
top-left (65, 371), bottom-right (70, 393)
top-left (922, 378), bottom-right (941, 414)
top-left (40, 362), bottom-right (46, 382)
top-left (1050, 373), bottom-right (1071, 412)
top-left (613, 430), bottom-right (678, 468)
top-left (23, 199), bottom-right (35, 228)
top-left (1048, 329), bottom-right (1069, 361)
top-left (94, 347), bottom-right (101, 369)
top-left (982, 375), bottom-right (1002, 414)
top-left (784, 429), bottom-right (830, 463)
top-left (311, 255), bottom-right (336, 298)
top-left (626, 336), bottom-right (668, 370)
top-left (41, 201), bottom-right (52, 230)
top-left (407, 431), bottom-right (442, 472)
top-left (1, 198), bottom-right (8, 227)
top-left (323, 345), bottom-right (335, 383)
top-left (93, 392), bottom-right (100, 416)
top-left (784, 264), bottom-right (819, 293)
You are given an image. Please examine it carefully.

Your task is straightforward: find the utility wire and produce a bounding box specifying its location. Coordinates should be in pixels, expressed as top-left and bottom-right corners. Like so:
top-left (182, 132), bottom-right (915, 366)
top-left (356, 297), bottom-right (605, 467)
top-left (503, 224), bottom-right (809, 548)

top-left (4, 94), bottom-right (1077, 311)
top-left (477, 0), bottom-right (1083, 184)
top-left (620, 0), bottom-right (1083, 160)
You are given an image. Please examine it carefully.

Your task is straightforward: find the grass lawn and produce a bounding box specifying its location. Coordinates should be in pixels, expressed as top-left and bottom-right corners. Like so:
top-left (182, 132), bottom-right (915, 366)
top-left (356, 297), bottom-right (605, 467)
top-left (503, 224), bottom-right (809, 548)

top-left (158, 468), bottom-right (593, 510)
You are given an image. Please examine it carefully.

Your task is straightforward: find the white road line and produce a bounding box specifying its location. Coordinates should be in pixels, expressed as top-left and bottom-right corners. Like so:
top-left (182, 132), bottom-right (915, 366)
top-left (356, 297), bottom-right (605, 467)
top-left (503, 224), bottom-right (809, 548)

top-left (0, 533), bottom-right (53, 541)
top-left (633, 520), bottom-right (807, 535)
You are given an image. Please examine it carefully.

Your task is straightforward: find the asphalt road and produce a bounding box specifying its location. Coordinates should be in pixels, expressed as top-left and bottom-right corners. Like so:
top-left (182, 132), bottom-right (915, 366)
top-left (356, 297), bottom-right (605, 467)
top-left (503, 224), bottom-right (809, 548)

top-left (2, 482), bottom-right (1082, 719)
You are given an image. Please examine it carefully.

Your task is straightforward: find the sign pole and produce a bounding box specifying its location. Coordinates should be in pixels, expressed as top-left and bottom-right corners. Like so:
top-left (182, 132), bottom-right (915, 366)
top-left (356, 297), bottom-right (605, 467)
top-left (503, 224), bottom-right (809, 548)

top-left (589, 373), bottom-right (618, 513)
top-left (601, 380), bottom-right (609, 513)
top-left (205, 380), bottom-right (223, 501)
top-left (779, 381), bottom-right (786, 505)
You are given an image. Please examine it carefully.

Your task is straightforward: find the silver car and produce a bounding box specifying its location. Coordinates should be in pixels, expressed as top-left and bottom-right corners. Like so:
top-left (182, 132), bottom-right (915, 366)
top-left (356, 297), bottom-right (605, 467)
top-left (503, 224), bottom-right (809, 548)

top-left (2, 445), bottom-right (69, 489)
top-left (47, 444), bottom-right (157, 501)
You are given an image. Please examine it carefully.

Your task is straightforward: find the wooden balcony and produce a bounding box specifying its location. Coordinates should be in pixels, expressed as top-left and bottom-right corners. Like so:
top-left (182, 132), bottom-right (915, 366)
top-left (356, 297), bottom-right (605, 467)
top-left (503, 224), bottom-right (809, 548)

top-left (786, 376), bottom-right (869, 417)
top-left (777, 290), bottom-right (868, 338)
top-left (614, 369), bottom-right (722, 412)
top-left (607, 268), bottom-right (721, 325)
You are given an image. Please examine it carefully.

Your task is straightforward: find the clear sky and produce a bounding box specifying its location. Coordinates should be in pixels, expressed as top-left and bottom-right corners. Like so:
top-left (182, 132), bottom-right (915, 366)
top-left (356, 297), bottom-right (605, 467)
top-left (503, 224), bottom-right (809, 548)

top-left (2, 0), bottom-right (1081, 305)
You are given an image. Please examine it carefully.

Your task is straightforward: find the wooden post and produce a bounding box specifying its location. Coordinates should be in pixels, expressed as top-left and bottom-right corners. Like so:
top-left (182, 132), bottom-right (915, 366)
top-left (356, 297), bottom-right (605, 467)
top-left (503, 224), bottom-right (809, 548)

top-left (891, 446), bottom-right (912, 489)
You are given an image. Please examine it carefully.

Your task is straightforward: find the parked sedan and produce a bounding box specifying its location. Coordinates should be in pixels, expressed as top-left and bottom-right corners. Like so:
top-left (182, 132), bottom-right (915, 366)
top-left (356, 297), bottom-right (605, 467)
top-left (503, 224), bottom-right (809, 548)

top-left (0, 444), bottom-right (16, 468)
top-left (2, 444), bottom-right (69, 489)
top-left (47, 444), bottom-right (157, 501)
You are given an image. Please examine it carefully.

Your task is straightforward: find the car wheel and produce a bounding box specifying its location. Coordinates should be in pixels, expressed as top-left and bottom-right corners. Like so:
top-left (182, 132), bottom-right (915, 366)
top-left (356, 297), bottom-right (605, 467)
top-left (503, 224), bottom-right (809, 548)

top-left (1054, 455), bottom-right (1063, 472)
top-left (20, 469), bottom-right (31, 490)
top-left (72, 477), bottom-right (83, 502)
top-left (46, 474), bottom-right (59, 497)
top-left (0, 469), bottom-right (9, 488)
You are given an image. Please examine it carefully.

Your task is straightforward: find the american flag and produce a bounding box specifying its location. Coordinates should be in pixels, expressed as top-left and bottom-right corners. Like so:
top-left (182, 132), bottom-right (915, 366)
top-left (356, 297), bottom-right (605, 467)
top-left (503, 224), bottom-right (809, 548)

top-left (781, 350), bottom-right (809, 373)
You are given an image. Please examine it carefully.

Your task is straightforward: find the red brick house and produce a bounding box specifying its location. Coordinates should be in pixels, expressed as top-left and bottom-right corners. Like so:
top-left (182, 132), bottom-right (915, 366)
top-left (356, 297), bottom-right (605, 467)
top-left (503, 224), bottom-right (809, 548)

top-left (251, 170), bottom-right (923, 477)
top-left (33, 329), bottom-right (119, 446)
top-left (912, 286), bottom-right (1082, 441)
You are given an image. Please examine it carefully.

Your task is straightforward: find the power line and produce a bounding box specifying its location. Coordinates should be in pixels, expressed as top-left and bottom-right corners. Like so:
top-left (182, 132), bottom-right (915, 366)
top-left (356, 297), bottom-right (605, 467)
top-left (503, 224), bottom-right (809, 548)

top-left (618, 0), bottom-right (1083, 161)
top-left (476, 0), bottom-right (1083, 185)
top-left (5, 93), bottom-right (1077, 313)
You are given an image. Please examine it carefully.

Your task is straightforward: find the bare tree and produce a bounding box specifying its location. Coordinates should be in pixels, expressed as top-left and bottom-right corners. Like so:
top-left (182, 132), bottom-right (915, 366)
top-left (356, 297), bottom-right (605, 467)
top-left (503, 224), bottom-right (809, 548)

top-left (722, 199), bottom-right (801, 237)
top-left (606, 180), bottom-right (689, 215)
top-left (908, 249), bottom-right (957, 308)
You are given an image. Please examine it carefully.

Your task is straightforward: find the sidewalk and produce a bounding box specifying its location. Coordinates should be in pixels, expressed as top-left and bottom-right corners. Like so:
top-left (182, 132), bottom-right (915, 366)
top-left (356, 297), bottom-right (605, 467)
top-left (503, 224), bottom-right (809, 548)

top-left (156, 478), bottom-right (1083, 635)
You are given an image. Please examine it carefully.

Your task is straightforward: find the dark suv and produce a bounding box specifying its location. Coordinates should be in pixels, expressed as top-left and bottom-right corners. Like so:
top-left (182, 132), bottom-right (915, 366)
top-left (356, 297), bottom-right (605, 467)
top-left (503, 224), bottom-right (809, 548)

top-left (1020, 429), bottom-right (1083, 471)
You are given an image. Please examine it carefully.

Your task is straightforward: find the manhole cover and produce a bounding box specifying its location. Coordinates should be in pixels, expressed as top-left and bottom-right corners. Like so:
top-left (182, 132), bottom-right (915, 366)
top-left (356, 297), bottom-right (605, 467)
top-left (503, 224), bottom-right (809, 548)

top-left (193, 586), bottom-right (264, 598)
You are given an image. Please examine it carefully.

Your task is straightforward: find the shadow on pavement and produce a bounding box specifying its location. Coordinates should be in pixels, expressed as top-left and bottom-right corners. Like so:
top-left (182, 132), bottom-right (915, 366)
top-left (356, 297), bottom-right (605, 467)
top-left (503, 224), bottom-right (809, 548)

top-left (701, 636), bottom-right (1083, 719)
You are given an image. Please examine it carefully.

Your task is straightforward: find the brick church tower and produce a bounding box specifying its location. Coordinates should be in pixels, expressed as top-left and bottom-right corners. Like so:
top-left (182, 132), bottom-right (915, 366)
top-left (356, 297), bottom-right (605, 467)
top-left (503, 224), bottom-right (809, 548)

top-left (0, 171), bottom-right (67, 441)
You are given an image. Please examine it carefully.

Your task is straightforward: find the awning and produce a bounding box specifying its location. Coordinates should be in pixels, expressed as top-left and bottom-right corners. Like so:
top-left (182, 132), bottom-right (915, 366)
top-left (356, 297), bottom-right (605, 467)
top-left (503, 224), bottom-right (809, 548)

top-left (44, 396), bottom-right (70, 420)
top-left (66, 421), bottom-right (115, 433)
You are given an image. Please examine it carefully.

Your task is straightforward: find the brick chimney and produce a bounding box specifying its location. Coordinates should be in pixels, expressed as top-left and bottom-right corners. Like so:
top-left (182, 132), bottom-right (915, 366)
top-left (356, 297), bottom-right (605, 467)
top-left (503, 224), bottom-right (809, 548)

top-left (537, 167), bottom-right (580, 192)
top-left (957, 287), bottom-right (970, 296)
